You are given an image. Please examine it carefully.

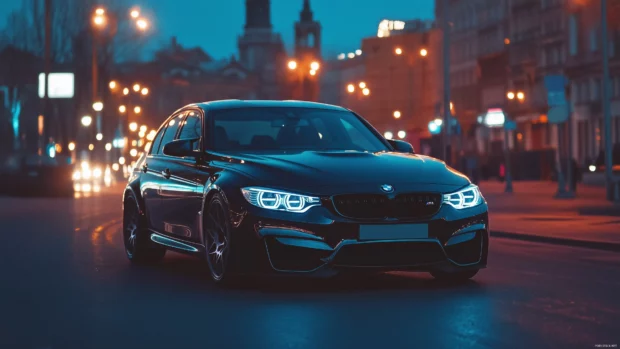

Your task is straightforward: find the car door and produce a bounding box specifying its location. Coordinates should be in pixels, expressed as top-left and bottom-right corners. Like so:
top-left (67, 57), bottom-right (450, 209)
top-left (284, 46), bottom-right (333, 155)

top-left (146, 111), bottom-right (186, 233)
top-left (140, 119), bottom-right (170, 231)
top-left (158, 110), bottom-right (206, 242)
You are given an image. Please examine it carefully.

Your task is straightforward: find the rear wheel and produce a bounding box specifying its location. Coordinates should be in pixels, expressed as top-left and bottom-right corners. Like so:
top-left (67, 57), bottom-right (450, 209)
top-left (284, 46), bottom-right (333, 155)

top-left (123, 194), bottom-right (166, 264)
top-left (430, 270), bottom-right (478, 282)
top-left (204, 193), bottom-right (236, 284)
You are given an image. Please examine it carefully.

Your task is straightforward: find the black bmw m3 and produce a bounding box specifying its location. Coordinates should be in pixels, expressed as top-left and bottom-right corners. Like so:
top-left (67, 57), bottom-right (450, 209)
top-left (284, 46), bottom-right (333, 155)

top-left (123, 100), bottom-right (489, 283)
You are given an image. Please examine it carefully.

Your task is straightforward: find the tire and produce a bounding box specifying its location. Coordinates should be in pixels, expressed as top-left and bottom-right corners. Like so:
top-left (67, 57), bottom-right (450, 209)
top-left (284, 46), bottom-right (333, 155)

top-left (123, 194), bottom-right (166, 264)
top-left (203, 193), bottom-right (236, 284)
top-left (430, 270), bottom-right (479, 282)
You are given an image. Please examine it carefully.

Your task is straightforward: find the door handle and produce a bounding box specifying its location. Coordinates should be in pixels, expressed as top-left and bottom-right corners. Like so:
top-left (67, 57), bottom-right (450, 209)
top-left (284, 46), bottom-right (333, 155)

top-left (162, 168), bottom-right (171, 179)
top-left (142, 164), bottom-right (148, 173)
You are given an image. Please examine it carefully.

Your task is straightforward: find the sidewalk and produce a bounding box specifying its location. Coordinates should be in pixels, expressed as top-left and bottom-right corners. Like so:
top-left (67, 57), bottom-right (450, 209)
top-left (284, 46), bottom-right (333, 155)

top-left (479, 181), bottom-right (620, 251)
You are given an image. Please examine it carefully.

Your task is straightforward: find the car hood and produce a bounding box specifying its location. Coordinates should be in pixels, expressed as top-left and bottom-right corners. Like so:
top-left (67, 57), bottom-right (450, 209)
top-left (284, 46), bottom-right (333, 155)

top-left (210, 150), bottom-right (470, 195)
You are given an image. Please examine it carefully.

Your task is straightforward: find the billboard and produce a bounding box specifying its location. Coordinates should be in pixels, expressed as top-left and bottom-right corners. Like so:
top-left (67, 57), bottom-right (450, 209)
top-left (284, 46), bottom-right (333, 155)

top-left (38, 73), bottom-right (75, 98)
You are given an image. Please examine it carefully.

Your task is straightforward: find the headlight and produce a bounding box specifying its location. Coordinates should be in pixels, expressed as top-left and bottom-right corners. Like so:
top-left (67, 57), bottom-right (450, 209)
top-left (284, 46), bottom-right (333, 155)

top-left (443, 184), bottom-right (483, 209)
top-left (241, 187), bottom-right (321, 213)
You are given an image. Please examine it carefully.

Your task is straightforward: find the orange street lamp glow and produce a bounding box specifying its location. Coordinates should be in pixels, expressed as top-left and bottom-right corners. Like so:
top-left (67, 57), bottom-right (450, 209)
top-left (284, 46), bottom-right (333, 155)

top-left (393, 110), bottom-right (401, 119)
top-left (119, 105), bottom-right (126, 113)
top-left (134, 106), bottom-right (141, 114)
top-left (136, 18), bottom-right (148, 30)
top-left (93, 15), bottom-right (105, 26)
top-left (310, 61), bottom-right (320, 71)
top-left (287, 60), bottom-right (297, 70)
top-left (517, 91), bottom-right (525, 100)
top-left (395, 47), bottom-right (403, 55)
top-left (95, 8), bottom-right (105, 15)
top-left (68, 142), bottom-right (76, 151)
top-left (347, 84), bottom-right (355, 93)
top-left (130, 9), bottom-right (140, 19)
top-left (141, 87), bottom-right (149, 95)
top-left (123, 87), bottom-right (129, 95)
top-left (420, 48), bottom-right (428, 57)
top-left (133, 83), bottom-right (140, 92)
top-left (362, 88), bottom-right (370, 96)
top-left (109, 80), bottom-right (117, 89)
top-left (309, 69), bottom-right (316, 76)
top-left (359, 82), bottom-right (366, 89)
top-left (507, 91), bottom-right (515, 100)
top-left (129, 122), bottom-right (138, 132)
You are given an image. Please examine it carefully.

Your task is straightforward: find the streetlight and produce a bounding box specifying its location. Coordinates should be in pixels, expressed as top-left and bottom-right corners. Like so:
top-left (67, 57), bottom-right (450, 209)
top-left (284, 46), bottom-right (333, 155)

top-left (398, 130), bottom-right (407, 139)
top-left (129, 122), bottom-right (138, 132)
top-left (119, 156), bottom-right (126, 165)
top-left (420, 48), bottom-right (428, 57)
top-left (139, 125), bottom-right (148, 133)
top-left (384, 131), bottom-right (393, 140)
top-left (81, 115), bottom-right (93, 127)
top-left (309, 70), bottom-right (317, 76)
top-left (359, 82), bottom-right (366, 89)
top-left (347, 84), bottom-right (355, 93)
top-left (93, 15), bottom-right (106, 26)
top-left (310, 61), bottom-right (320, 71)
top-left (395, 47), bottom-right (403, 55)
top-left (507, 91), bottom-right (515, 100)
top-left (362, 88), bottom-right (370, 96)
top-left (119, 105), bottom-right (126, 113)
top-left (123, 87), bottom-right (129, 95)
top-left (95, 8), bottom-right (105, 15)
top-left (393, 110), bottom-right (401, 119)
top-left (105, 143), bottom-right (112, 151)
top-left (96, 133), bottom-right (103, 141)
top-left (136, 18), bottom-right (148, 30)
top-left (517, 91), bottom-right (525, 101)
top-left (68, 142), bottom-right (76, 151)
top-left (109, 80), bottom-right (117, 90)
top-left (92, 101), bottom-right (103, 111)
top-left (89, 144), bottom-right (95, 151)
top-left (130, 149), bottom-right (138, 157)
top-left (130, 8), bottom-right (140, 19)
top-left (287, 60), bottom-right (297, 70)
top-left (134, 106), bottom-right (141, 114)
top-left (141, 87), bottom-right (149, 95)
top-left (133, 83), bottom-right (140, 92)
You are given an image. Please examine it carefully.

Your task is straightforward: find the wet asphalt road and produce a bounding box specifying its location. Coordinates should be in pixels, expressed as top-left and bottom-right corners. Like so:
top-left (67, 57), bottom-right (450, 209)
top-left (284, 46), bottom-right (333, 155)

top-left (1, 187), bottom-right (620, 349)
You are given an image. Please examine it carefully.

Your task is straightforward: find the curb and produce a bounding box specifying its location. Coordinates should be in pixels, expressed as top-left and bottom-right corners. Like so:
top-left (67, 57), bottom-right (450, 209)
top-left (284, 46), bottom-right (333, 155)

top-left (490, 230), bottom-right (620, 253)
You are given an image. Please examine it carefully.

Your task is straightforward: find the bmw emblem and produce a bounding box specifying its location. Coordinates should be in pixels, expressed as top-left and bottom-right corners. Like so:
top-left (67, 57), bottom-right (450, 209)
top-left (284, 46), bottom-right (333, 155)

top-left (380, 184), bottom-right (394, 193)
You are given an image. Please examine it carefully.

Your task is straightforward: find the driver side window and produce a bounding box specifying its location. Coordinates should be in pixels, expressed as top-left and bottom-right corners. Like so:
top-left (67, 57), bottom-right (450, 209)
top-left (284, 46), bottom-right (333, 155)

top-left (158, 112), bottom-right (185, 155)
top-left (177, 111), bottom-right (202, 151)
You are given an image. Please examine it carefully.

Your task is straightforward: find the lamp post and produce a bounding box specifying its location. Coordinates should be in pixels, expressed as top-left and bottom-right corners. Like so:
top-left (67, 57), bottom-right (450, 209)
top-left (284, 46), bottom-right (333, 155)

top-left (286, 59), bottom-right (320, 101)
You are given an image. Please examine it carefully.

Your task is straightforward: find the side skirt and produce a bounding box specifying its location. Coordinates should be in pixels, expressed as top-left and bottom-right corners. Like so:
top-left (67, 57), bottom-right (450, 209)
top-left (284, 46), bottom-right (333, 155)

top-left (149, 231), bottom-right (205, 256)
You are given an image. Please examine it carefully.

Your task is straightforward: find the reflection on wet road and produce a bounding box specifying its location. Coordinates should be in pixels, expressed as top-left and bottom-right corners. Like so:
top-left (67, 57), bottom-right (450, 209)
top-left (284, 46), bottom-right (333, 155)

top-left (1, 188), bottom-right (619, 349)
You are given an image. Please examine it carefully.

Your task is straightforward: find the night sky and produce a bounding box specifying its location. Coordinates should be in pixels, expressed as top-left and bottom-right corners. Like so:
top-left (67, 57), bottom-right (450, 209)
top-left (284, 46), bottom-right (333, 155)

top-left (1, 0), bottom-right (434, 60)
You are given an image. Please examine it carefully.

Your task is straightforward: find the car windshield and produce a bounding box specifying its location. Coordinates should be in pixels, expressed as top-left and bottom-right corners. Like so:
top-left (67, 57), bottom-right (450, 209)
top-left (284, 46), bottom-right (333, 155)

top-left (211, 107), bottom-right (390, 152)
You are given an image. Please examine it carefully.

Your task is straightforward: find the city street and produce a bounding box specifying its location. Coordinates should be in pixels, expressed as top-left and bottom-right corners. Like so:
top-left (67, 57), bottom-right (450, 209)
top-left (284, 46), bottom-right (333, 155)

top-left (1, 187), bottom-right (620, 349)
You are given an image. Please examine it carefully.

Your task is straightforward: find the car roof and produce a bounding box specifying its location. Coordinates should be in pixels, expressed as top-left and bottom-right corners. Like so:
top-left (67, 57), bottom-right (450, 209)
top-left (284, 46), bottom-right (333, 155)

top-left (191, 100), bottom-right (349, 112)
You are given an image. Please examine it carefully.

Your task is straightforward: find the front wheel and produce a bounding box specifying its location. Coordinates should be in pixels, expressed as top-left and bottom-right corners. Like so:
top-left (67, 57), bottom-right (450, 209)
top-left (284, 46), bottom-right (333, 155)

top-left (203, 193), bottom-right (236, 284)
top-left (430, 270), bottom-right (478, 282)
top-left (123, 194), bottom-right (166, 264)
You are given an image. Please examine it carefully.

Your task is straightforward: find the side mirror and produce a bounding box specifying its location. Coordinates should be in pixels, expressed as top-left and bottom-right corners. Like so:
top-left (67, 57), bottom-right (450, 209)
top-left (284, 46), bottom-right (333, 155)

top-left (162, 138), bottom-right (200, 158)
top-left (387, 139), bottom-right (415, 154)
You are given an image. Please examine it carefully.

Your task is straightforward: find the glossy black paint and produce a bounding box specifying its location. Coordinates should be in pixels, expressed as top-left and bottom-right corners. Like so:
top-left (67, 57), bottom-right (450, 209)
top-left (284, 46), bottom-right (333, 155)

top-left (124, 100), bottom-right (489, 277)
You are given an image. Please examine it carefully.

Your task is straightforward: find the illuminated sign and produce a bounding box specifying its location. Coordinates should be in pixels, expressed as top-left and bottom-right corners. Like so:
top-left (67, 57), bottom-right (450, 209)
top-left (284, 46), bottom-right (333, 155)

top-left (377, 20), bottom-right (406, 37)
top-left (38, 73), bottom-right (75, 98)
top-left (483, 108), bottom-right (506, 127)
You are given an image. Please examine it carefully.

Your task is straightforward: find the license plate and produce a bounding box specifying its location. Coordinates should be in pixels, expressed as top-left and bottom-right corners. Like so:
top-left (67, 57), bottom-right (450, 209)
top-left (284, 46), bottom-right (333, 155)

top-left (359, 224), bottom-right (428, 241)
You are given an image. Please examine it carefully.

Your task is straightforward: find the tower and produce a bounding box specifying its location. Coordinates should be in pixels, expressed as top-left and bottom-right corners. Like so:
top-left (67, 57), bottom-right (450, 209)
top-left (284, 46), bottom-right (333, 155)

top-left (294, 0), bottom-right (321, 58)
top-left (238, 0), bottom-right (284, 99)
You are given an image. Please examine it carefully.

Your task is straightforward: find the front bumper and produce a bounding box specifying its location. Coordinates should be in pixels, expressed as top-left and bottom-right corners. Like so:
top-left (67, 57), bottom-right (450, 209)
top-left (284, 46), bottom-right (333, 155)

top-left (231, 201), bottom-right (489, 276)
